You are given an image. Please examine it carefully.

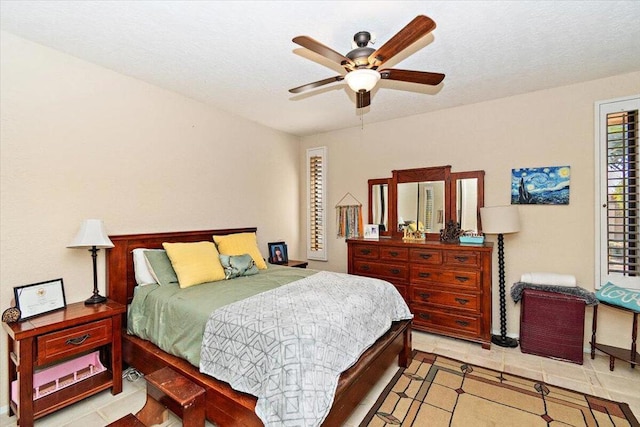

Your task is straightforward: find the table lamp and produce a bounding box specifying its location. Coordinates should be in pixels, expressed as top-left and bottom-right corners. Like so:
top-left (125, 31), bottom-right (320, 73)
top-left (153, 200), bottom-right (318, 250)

top-left (68, 219), bottom-right (114, 305)
top-left (480, 205), bottom-right (521, 348)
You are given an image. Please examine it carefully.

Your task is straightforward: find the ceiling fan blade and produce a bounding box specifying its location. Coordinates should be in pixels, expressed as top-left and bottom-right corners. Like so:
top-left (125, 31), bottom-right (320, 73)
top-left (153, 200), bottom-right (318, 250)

top-left (368, 15), bottom-right (436, 68)
top-left (380, 69), bottom-right (445, 85)
top-left (289, 75), bottom-right (344, 94)
top-left (356, 90), bottom-right (371, 109)
top-left (293, 36), bottom-right (355, 68)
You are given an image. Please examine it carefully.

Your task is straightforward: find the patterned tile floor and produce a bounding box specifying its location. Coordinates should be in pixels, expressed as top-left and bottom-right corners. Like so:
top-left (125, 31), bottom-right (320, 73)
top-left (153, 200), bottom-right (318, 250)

top-left (1, 331), bottom-right (638, 426)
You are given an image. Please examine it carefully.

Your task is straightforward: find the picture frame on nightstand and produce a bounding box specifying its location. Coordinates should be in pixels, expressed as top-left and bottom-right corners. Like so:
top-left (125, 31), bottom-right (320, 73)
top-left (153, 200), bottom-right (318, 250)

top-left (268, 241), bottom-right (288, 264)
top-left (14, 278), bottom-right (66, 321)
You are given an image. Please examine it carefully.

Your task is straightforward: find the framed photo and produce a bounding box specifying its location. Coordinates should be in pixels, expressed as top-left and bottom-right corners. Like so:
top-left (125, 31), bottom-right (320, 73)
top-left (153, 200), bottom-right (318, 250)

top-left (14, 278), bottom-right (66, 321)
top-left (268, 242), bottom-right (288, 264)
top-left (364, 224), bottom-right (380, 239)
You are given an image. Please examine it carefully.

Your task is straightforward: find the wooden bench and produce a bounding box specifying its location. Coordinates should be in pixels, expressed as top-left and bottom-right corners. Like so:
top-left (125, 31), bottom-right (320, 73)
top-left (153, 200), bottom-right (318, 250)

top-left (109, 367), bottom-right (205, 427)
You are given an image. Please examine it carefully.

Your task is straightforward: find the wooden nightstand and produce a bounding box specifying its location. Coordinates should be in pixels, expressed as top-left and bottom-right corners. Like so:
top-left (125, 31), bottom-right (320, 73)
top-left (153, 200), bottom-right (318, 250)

top-left (3, 300), bottom-right (126, 426)
top-left (282, 259), bottom-right (308, 269)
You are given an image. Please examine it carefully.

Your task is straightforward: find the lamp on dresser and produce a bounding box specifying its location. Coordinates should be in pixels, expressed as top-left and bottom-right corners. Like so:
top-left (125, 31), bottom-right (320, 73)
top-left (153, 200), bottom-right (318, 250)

top-left (480, 205), bottom-right (521, 348)
top-left (68, 219), bottom-right (114, 304)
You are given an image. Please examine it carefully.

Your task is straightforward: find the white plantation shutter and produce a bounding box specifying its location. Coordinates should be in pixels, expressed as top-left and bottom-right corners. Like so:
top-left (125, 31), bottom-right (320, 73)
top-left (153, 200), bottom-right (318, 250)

top-left (596, 96), bottom-right (640, 289)
top-left (307, 147), bottom-right (327, 261)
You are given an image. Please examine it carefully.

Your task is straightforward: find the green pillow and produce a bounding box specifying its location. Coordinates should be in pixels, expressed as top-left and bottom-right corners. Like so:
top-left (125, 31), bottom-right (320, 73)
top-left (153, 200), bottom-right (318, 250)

top-left (144, 250), bottom-right (179, 286)
top-left (595, 282), bottom-right (640, 312)
top-left (219, 254), bottom-right (259, 280)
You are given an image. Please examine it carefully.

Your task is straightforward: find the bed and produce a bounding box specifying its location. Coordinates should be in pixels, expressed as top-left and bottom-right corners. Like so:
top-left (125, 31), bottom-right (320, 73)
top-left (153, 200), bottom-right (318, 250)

top-left (106, 227), bottom-right (412, 426)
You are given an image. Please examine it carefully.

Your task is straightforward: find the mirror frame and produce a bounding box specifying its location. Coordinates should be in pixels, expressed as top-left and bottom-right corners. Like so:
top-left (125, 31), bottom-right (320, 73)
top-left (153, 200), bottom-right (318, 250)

top-left (450, 170), bottom-right (485, 232)
top-left (390, 165), bottom-right (452, 239)
top-left (368, 178), bottom-right (391, 236)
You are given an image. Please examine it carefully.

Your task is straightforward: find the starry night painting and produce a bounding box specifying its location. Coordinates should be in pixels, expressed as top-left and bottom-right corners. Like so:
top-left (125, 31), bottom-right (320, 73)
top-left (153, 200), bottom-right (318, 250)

top-left (511, 166), bottom-right (571, 205)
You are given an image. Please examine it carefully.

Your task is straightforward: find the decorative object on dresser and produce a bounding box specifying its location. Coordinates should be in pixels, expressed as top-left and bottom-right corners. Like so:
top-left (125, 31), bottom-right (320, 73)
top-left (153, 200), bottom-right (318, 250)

top-left (68, 219), bottom-right (114, 304)
top-left (2, 299), bottom-right (125, 426)
top-left (347, 238), bottom-right (493, 348)
top-left (480, 205), bottom-right (521, 348)
top-left (439, 220), bottom-right (464, 243)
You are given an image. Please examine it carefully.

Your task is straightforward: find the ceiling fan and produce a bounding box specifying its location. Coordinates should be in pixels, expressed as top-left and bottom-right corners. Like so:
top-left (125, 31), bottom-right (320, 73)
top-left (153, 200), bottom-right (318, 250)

top-left (289, 15), bottom-right (445, 109)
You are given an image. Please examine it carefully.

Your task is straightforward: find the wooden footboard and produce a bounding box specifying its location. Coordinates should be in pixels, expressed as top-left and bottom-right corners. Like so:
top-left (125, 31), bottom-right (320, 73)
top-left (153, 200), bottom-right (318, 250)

top-left (107, 228), bottom-right (412, 426)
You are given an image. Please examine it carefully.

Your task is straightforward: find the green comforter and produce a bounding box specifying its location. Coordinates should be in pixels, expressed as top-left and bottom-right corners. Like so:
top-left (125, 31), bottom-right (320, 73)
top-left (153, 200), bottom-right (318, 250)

top-left (127, 264), bottom-right (315, 366)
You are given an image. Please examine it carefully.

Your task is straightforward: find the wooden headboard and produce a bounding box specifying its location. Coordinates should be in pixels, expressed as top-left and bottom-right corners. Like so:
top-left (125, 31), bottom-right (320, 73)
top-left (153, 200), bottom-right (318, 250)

top-left (106, 227), bottom-right (258, 307)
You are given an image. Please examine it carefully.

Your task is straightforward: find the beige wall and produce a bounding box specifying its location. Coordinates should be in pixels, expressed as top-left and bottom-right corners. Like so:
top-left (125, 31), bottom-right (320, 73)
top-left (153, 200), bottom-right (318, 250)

top-left (300, 71), bottom-right (640, 351)
top-left (0, 32), bottom-right (301, 411)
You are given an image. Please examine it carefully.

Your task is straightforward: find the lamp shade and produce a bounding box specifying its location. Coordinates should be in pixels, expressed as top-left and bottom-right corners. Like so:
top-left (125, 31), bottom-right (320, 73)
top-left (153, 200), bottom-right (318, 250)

top-left (344, 69), bottom-right (381, 92)
top-left (480, 206), bottom-right (520, 235)
top-left (68, 219), bottom-right (114, 248)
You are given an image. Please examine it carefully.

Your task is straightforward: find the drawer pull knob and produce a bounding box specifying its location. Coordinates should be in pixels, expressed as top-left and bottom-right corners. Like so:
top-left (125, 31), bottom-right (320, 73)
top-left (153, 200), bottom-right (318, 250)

top-left (455, 298), bottom-right (469, 305)
top-left (419, 313), bottom-right (431, 320)
top-left (455, 276), bottom-right (470, 282)
top-left (454, 256), bottom-right (469, 262)
top-left (419, 272), bottom-right (431, 278)
top-left (361, 265), bottom-right (371, 271)
top-left (420, 254), bottom-right (432, 259)
top-left (66, 334), bottom-right (90, 346)
top-left (455, 320), bottom-right (470, 327)
top-left (419, 292), bottom-right (431, 300)
top-left (390, 268), bottom-right (401, 275)
top-left (361, 249), bottom-right (372, 255)
top-left (389, 251), bottom-right (399, 257)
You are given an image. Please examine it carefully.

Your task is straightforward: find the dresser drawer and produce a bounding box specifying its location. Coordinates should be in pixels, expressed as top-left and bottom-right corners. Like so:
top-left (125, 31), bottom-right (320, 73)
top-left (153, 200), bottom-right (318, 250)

top-left (411, 287), bottom-right (480, 313)
top-left (409, 249), bottom-right (443, 265)
top-left (352, 245), bottom-right (379, 259)
top-left (444, 251), bottom-right (480, 268)
top-left (412, 307), bottom-right (481, 337)
top-left (411, 266), bottom-right (480, 289)
top-left (380, 247), bottom-right (409, 261)
top-left (37, 318), bottom-right (112, 365)
top-left (353, 260), bottom-right (408, 282)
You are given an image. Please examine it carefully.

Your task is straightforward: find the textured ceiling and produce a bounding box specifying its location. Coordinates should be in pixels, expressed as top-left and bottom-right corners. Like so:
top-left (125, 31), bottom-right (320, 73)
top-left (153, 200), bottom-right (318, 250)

top-left (2, 1), bottom-right (640, 137)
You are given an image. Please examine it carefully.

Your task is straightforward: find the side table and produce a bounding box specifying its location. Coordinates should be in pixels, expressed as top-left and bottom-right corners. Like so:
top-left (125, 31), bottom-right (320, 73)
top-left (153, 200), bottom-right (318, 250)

top-left (590, 300), bottom-right (639, 371)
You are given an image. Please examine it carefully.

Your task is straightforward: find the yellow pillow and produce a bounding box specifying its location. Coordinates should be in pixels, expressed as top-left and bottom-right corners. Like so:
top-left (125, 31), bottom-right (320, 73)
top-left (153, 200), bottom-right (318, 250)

top-left (213, 233), bottom-right (268, 270)
top-left (162, 241), bottom-right (225, 288)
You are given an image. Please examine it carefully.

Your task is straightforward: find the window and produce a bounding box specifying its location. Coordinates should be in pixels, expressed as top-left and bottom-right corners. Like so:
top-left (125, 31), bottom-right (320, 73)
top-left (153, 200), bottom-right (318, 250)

top-left (307, 147), bottom-right (327, 261)
top-left (596, 96), bottom-right (640, 289)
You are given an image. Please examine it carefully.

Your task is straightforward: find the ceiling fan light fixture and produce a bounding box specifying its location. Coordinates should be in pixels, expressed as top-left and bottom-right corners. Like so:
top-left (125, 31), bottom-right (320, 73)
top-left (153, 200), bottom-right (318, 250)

top-left (344, 69), bottom-right (380, 92)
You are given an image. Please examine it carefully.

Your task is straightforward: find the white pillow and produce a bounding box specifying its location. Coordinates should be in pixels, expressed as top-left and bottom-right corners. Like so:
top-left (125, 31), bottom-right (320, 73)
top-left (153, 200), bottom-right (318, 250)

top-left (132, 248), bottom-right (161, 285)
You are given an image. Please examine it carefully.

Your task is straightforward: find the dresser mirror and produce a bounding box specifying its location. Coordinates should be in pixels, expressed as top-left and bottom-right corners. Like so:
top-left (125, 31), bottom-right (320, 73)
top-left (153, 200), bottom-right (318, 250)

top-left (368, 178), bottom-right (390, 236)
top-left (367, 165), bottom-right (484, 240)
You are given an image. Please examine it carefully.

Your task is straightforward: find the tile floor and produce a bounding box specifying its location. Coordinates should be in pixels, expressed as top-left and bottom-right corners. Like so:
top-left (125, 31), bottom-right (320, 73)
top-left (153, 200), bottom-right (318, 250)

top-left (1, 331), bottom-right (638, 426)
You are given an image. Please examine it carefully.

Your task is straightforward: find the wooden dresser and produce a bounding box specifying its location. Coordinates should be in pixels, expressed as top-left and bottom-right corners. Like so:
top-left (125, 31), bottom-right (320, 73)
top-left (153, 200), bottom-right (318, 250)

top-left (347, 237), bottom-right (493, 349)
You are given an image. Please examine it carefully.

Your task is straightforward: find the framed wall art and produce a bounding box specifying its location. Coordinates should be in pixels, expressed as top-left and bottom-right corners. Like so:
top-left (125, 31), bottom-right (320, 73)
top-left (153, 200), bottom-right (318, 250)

top-left (511, 166), bottom-right (571, 205)
top-left (14, 278), bottom-right (66, 321)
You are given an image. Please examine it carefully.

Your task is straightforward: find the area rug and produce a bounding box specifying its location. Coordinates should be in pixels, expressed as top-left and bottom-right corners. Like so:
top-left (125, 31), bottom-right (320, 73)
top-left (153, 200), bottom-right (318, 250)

top-left (359, 351), bottom-right (639, 427)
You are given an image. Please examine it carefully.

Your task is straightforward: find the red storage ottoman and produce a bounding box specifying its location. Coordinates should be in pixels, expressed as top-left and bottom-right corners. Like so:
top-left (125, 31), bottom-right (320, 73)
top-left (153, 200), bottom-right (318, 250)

top-left (519, 288), bottom-right (586, 364)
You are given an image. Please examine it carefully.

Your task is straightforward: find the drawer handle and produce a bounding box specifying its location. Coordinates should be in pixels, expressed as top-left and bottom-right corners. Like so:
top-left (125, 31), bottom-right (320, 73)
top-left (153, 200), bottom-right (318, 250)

top-left (360, 249), bottom-right (372, 255)
top-left (419, 313), bottom-right (431, 320)
top-left (419, 272), bottom-right (431, 278)
top-left (390, 268), bottom-right (401, 275)
top-left (454, 256), bottom-right (469, 262)
top-left (419, 254), bottom-right (432, 259)
top-left (66, 334), bottom-right (90, 346)
top-left (389, 251), bottom-right (399, 257)
top-left (419, 292), bottom-right (431, 300)
top-left (361, 265), bottom-right (371, 271)
top-left (455, 320), bottom-right (470, 327)
top-left (455, 298), bottom-right (469, 305)
top-left (455, 276), bottom-right (470, 282)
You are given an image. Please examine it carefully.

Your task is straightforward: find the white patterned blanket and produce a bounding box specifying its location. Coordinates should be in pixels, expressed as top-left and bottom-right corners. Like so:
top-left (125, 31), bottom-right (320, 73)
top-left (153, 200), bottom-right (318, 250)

top-left (199, 271), bottom-right (412, 426)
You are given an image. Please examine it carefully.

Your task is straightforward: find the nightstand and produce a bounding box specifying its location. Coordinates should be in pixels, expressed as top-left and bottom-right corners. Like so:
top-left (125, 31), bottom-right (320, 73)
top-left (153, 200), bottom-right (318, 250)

top-left (282, 259), bottom-right (308, 269)
top-left (2, 300), bottom-right (126, 426)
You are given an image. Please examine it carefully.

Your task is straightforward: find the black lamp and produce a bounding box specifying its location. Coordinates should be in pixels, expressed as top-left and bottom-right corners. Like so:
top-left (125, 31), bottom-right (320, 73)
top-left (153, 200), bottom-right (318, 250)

top-left (68, 219), bottom-right (114, 305)
top-left (480, 206), bottom-right (521, 348)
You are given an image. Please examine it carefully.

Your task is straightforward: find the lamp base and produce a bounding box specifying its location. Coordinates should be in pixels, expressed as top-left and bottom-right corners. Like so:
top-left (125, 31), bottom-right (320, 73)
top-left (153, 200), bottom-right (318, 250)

top-left (492, 335), bottom-right (519, 348)
top-left (85, 294), bottom-right (107, 305)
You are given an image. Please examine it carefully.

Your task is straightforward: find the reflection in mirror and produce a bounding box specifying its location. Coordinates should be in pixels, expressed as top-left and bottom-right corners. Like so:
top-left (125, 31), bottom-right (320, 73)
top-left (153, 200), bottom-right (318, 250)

top-left (397, 181), bottom-right (445, 233)
top-left (371, 183), bottom-right (388, 232)
top-left (456, 178), bottom-right (478, 231)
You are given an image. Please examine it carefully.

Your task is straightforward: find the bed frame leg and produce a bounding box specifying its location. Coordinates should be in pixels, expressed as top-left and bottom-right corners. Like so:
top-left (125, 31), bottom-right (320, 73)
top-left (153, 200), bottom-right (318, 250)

top-left (399, 322), bottom-right (412, 368)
